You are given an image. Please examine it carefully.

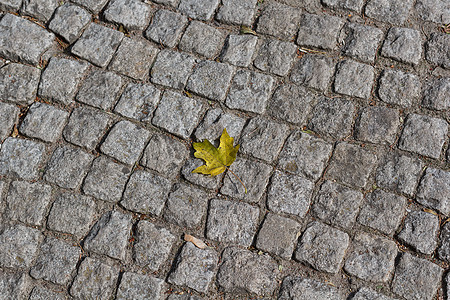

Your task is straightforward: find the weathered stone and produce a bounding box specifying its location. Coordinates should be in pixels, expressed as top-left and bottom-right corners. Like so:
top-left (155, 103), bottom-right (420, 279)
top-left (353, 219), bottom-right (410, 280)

top-left (415, 0), bottom-right (450, 24)
top-left (220, 34), bottom-right (258, 67)
top-left (398, 113), bottom-right (448, 159)
top-left (133, 221), bottom-right (175, 271)
top-left (365, 0), bottom-right (414, 25)
top-left (295, 221), bottom-right (349, 273)
top-left (168, 242), bottom-right (218, 293)
top-left (278, 131), bottom-right (333, 181)
top-left (71, 23), bottom-right (124, 67)
top-left (83, 156), bottom-right (131, 203)
top-left (194, 108), bottom-right (246, 143)
top-left (357, 189), bottom-right (407, 235)
top-left (70, 258), bottom-right (119, 300)
top-left (312, 180), bottom-right (364, 229)
top-left (145, 9), bottom-right (187, 48)
top-left (206, 198), bottom-right (259, 246)
top-left (180, 21), bottom-right (226, 59)
top-left (278, 276), bottom-right (343, 300)
top-left (321, 0), bottom-right (364, 12)
top-left (378, 69), bottom-right (421, 108)
top-left (104, 0), bottom-right (152, 31)
top-left (216, 247), bottom-right (279, 296)
top-left (121, 170), bottom-right (171, 216)
top-left (341, 23), bottom-right (383, 63)
top-left (253, 39), bottom-right (297, 76)
top-left (0, 63), bottom-right (41, 105)
top-left (333, 60), bottom-right (374, 99)
top-left (416, 168), bottom-right (450, 215)
top-left (84, 211), bottom-right (132, 260)
top-left (422, 77), bottom-right (450, 111)
top-left (30, 237), bottom-right (80, 285)
top-left (438, 222), bottom-right (450, 261)
top-left (344, 233), bottom-right (397, 282)
top-left (216, 0), bottom-right (256, 25)
top-left (398, 210), bottom-right (439, 254)
top-left (0, 102), bottom-right (19, 141)
top-left (355, 106), bottom-right (400, 145)
top-left (178, 0), bottom-right (219, 20)
top-left (290, 55), bottom-right (335, 91)
top-left (29, 285), bottom-right (66, 300)
top-left (0, 137), bottom-right (45, 180)
top-left (0, 0), bottom-right (21, 11)
top-left (0, 14), bottom-right (54, 65)
top-left (22, 0), bottom-right (58, 22)
top-left (181, 158), bottom-right (223, 190)
top-left (297, 13), bottom-right (344, 50)
top-left (44, 145), bottom-right (94, 189)
top-left (392, 253), bottom-right (443, 300)
top-left (426, 33), bottom-right (450, 69)
top-left (381, 27), bottom-right (423, 65)
top-left (71, 0), bottom-right (109, 13)
top-left (48, 4), bottom-right (91, 43)
top-left (109, 37), bottom-right (159, 80)
top-left (151, 49), bottom-right (195, 89)
top-left (151, 0), bottom-right (179, 7)
top-left (0, 272), bottom-right (31, 300)
top-left (257, 2), bottom-right (300, 40)
top-left (116, 272), bottom-right (165, 300)
top-left (351, 288), bottom-right (397, 300)
top-left (47, 192), bottom-right (96, 238)
top-left (114, 83), bottom-right (161, 122)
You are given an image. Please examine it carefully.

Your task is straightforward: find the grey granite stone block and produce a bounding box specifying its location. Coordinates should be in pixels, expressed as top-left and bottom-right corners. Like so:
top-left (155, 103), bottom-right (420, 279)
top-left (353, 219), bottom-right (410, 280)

top-left (181, 158), bottom-right (224, 190)
top-left (116, 272), bottom-right (165, 300)
top-left (415, 0), bottom-right (450, 24)
top-left (256, 2), bottom-right (300, 40)
top-left (278, 276), bottom-right (343, 300)
top-left (398, 210), bottom-right (439, 254)
top-left (180, 21), bottom-right (226, 59)
top-left (216, 0), bottom-right (256, 25)
top-left (290, 54), bottom-right (335, 91)
top-left (426, 33), bottom-right (450, 69)
top-left (220, 34), bottom-right (257, 67)
top-left (381, 27), bottom-right (422, 65)
top-left (333, 60), bottom-right (374, 99)
top-left (439, 222), bottom-right (450, 261)
top-left (194, 108), bottom-right (246, 143)
top-left (0, 63), bottom-right (41, 105)
top-left (355, 106), bottom-right (400, 145)
top-left (178, 0), bottom-right (219, 21)
top-left (297, 13), bottom-right (344, 50)
top-left (321, 0), bottom-right (364, 12)
top-left (0, 271), bottom-right (31, 300)
top-left (416, 168), bottom-right (450, 215)
top-left (422, 77), bottom-right (450, 111)
top-left (29, 285), bottom-right (66, 300)
top-left (22, 0), bottom-right (58, 22)
top-left (0, 0), bottom-right (22, 11)
top-left (365, 0), bottom-right (414, 25)
top-left (351, 287), bottom-right (397, 300)
top-left (48, 4), bottom-right (91, 43)
top-left (151, 49), bottom-right (196, 89)
top-left (341, 23), bottom-right (383, 63)
top-left (0, 102), bottom-right (19, 141)
top-left (71, 0), bottom-right (108, 13)
top-left (104, 0), bottom-right (152, 31)
top-left (378, 69), bottom-right (421, 108)
top-left (253, 39), bottom-right (297, 76)
top-left (145, 9), bottom-right (187, 48)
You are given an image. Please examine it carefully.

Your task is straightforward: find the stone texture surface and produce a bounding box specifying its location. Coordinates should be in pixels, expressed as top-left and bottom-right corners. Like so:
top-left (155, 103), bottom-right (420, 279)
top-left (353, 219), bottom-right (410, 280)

top-left (334, 60), bottom-right (374, 99)
top-left (381, 27), bottom-right (422, 65)
top-left (116, 272), bottom-right (165, 300)
top-left (48, 3), bottom-right (91, 44)
top-left (398, 210), bottom-right (439, 255)
top-left (22, 0), bottom-right (58, 22)
top-left (216, 0), bottom-right (256, 25)
top-left (278, 276), bottom-right (342, 300)
top-left (178, 0), bottom-right (219, 21)
top-left (151, 49), bottom-right (195, 89)
top-left (0, 102), bottom-right (19, 142)
top-left (253, 39), bottom-right (297, 76)
top-left (256, 2), bottom-right (300, 40)
top-left (179, 21), bottom-right (225, 59)
top-left (416, 168), bottom-right (450, 215)
top-left (378, 69), bottom-right (421, 108)
top-left (341, 23), bottom-right (383, 63)
top-left (355, 106), bottom-right (400, 145)
top-left (297, 13), bottom-right (344, 50)
top-left (145, 9), bottom-right (187, 48)
top-left (0, 63), bottom-right (41, 105)
top-left (290, 55), bottom-right (335, 92)
top-left (415, 0), bottom-right (450, 24)
top-left (365, 0), bottom-right (414, 25)
top-left (422, 78), bottom-right (450, 111)
top-left (220, 34), bottom-right (257, 67)
top-left (103, 0), bottom-right (152, 31)
top-left (426, 33), bottom-right (450, 69)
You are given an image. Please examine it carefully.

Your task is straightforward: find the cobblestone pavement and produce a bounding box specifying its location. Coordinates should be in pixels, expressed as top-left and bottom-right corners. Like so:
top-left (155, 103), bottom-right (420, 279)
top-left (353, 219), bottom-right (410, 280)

top-left (0, 0), bottom-right (449, 299)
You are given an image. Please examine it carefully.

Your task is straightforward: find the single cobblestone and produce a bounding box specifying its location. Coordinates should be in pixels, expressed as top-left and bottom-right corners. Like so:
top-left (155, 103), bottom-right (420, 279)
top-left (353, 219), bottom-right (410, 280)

top-left (365, 0), bottom-right (414, 25)
top-left (206, 198), bottom-right (259, 246)
top-left (178, 0), bottom-right (219, 21)
top-left (216, 0), bottom-right (256, 26)
top-left (194, 108), bottom-right (246, 143)
top-left (133, 221), bottom-right (175, 271)
top-left (438, 222), bottom-right (450, 261)
top-left (0, 272), bottom-right (31, 300)
top-left (256, 2), bottom-right (300, 40)
top-left (351, 287), bottom-right (398, 300)
top-left (295, 221), bottom-right (349, 274)
top-left (333, 60), bottom-right (374, 99)
top-left (381, 27), bottom-right (422, 65)
top-left (290, 55), bottom-right (335, 92)
top-left (344, 233), bottom-right (397, 282)
top-left (5, 180), bottom-right (52, 226)
top-left (297, 13), bottom-right (344, 50)
top-left (220, 34), bottom-right (257, 67)
top-left (168, 242), bottom-right (218, 293)
top-left (179, 21), bottom-right (226, 59)
top-left (0, 63), bottom-right (41, 105)
top-left (341, 23), bottom-right (383, 63)
top-left (181, 158), bottom-right (223, 189)
top-left (278, 276), bottom-right (343, 300)
top-left (415, 0), bottom-right (450, 24)
top-left (416, 167), bottom-right (450, 215)
top-left (22, 0), bottom-right (58, 22)
top-left (145, 9), bottom-right (187, 48)
top-left (422, 77), bottom-right (450, 111)
top-left (104, 0), bottom-right (152, 31)
top-left (0, 0), bottom-right (21, 11)
top-left (216, 247), bottom-right (279, 296)
top-left (378, 69), bottom-right (421, 108)
top-left (253, 39), bottom-right (297, 76)
top-left (151, 49), bottom-right (196, 89)
top-left (29, 285), bottom-right (65, 300)
top-left (116, 272), bottom-right (165, 300)
top-left (426, 33), bottom-right (450, 69)
top-left (48, 3), bottom-right (91, 44)
top-left (71, 0), bottom-right (109, 13)
top-left (355, 106), bottom-right (400, 145)
top-left (398, 210), bottom-right (439, 255)
top-left (321, 0), bottom-right (364, 12)
top-left (0, 102), bottom-right (19, 141)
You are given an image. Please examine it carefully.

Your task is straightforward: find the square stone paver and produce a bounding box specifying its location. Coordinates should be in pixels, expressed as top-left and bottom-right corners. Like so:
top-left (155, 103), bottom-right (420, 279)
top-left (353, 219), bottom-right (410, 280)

top-left (220, 157), bottom-right (272, 203)
top-left (103, 0), bottom-right (152, 31)
top-left (278, 276), bottom-right (342, 300)
top-left (133, 221), bottom-right (175, 271)
top-left (415, 0), bottom-right (450, 24)
top-left (225, 70), bottom-right (275, 114)
top-left (341, 23), bottom-right (383, 63)
top-left (290, 54), bottom-right (335, 92)
top-left (121, 170), bottom-right (171, 216)
top-left (150, 49), bottom-right (196, 89)
top-left (239, 118), bottom-right (290, 163)
top-left (109, 37), bottom-right (158, 80)
top-left (391, 253), bottom-right (443, 300)
top-left (0, 14), bottom-right (54, 65)
top-left (181, 158), bottom-right (224, 190)
top-left (20, 102), bottom-right (69, 143)
top-left (84, 211), bottom-right (132, 260)
top-left (268, 84), bottom-right (317, 125)
top-left (253, 39), bottom-right (297, 76)
top-left (168, 242), bottom-right (218, 293)
top-left (145, 9), bottom-right (187, 48)
top-left (216, 247), bottom-right (279, 296)
top-left (398, 113), bottom-right (448, 159)
top-left (113, 82), bottom-right (161, 122)
top-left (22, 0), bottom-right (58, 22)
top-left (256, 213), bottom-right (302, 259)
top-left (216, 0), bottom-right (256, 25)
top-left (308, 97), bottom-right (356, 139)
top-left (326, 142), bottom-right (377, 188)
top-left (100, 120), bottom-right (151, 165)
top-left (357, 189), bottom-right (407, 235)
top-left (295, 221), bottom-right (349, 274)
top-left (416, 168), bottom-right (450, 215)
top-left (312, 180), bottom-right (364, 229)
top-left (30, 237), bottom-right (80, 285)
top-left (83, 156), bottom-right (131, 203)
top-left (63, 106), bottom-right (111, 150)
top-left (194, 108), bottom-right (246, 143)
top-left (179, 21), bottom-right (226, 59)
top-left (378, 69), bottom-right (421, 108)
top-left (48, 3), bottom-right (91, 44)
top-left (0, 137), bottom-right (45, 180)
top-left (220, 34), bottom-right (258, 67)
top-left (351, 288), bottom-right (397, 300)
top-left (47, 192), bottom-right (96, 238)
top-left (186, 60), bottom-right (234, 101)
top-left (164, 183), bottom-right (210, 228)
top-left (116, 272), bottom-right (165, 300)
top-left (344, 233), bottom-right (397, 282)
top-left (140, 133), bottom-right (188, 178)
top-left (267, 170), bottom-right (314, 218)
top-left (398, 210), bottom-right (439, 255)
top-left (70, 258), bottom-right (119, 300)
top-left (355, 106), bottom-right (400, 145)
top-left (152, 91), bottom-right (204, 139)
top-left (278, 131), bottom-right (333, 181)
top-left (321, 0), bottom-right (364, 12)
top-left (0, 102), bottom-right (19, 142)
top-left (376, 152), bottom-right (424, 197)
top-left (333, 60), bottom-right (374, 99)
top-left (44, 145), bottom-right (94, 189)
top-left (365, 0), bottom-right (414, 25)
top-left (178, 0), bottom-right (219, 20)
top-left (38, 57), bottom-right (90, 105)
top-left (256, 2), bottom-right (301, 40)
top-left (71, 0), bottom-right (109, 13)
top-left (0, 224), bottom-right (43, 269)
top-left (71, 22), bottom-right (124, 67)
top-left (5, 180), bottom-right (52, 226)
top-left (29, 285), bottom-right (65, 300)
top-left (76, 69), bottom-right (123, 110)
top-left (422, 77), bottom-right (450, 111)
top-left (426, 33), bottom-right (450, 69)
top-left (381, 27), bottom-right (422, 65)
top-left (0, 63), bottom-right (41, 105)
top-left (297, 13), bottom-right (344, 50)
top-left (206, 198), bottom-right (259, 247)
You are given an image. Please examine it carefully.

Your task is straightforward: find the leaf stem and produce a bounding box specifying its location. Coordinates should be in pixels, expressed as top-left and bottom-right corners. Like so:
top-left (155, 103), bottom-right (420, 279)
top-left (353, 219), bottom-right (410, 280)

top-left (226, 166), bottom-right (247, 194)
